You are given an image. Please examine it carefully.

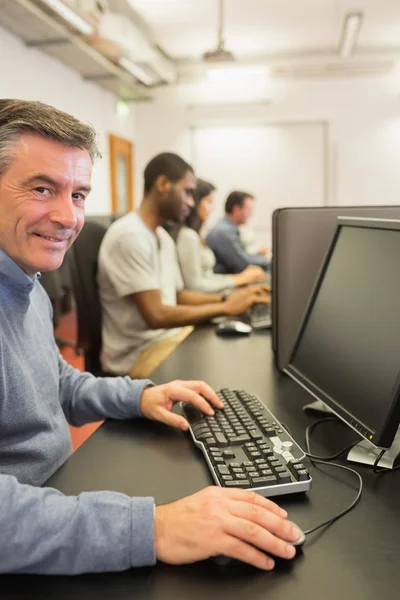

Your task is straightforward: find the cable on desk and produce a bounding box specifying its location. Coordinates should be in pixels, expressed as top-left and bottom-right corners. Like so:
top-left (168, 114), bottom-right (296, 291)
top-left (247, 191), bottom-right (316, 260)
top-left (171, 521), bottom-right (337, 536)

top-left (372, 449), bottom-right (400, 474)
top-left (281, 418), bottom-right (359, 462)
top-left (289, 417), bottom-right (364, 537)
top-left (372, 449), bottom-right (387, 474)
top-left (302, 460), bottom-right (363, 535)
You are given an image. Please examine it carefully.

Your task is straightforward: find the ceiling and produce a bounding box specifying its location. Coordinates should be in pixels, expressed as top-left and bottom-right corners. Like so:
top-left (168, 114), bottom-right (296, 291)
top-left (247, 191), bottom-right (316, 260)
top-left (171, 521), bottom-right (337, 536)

top-left (128, 0), bottom-right (400, 59)
top-left (1, 0), bottom-right (400, 101)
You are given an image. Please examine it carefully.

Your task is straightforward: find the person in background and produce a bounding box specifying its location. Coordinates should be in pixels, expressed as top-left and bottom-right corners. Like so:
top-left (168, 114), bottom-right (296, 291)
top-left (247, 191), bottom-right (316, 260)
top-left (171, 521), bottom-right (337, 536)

top-left (166, 179), bottom-right (265, 293)
top-left (0, 99), bottom-right (300, 574)
top-left (206, 191), bottom-right (271, 274)
top-left (98, 155), bottom-right (269, 376)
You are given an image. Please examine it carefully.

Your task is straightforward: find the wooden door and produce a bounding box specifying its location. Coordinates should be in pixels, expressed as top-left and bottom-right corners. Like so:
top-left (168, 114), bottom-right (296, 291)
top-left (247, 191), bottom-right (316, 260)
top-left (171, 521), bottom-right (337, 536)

top-left (109, 134), bottom-right (134, 215)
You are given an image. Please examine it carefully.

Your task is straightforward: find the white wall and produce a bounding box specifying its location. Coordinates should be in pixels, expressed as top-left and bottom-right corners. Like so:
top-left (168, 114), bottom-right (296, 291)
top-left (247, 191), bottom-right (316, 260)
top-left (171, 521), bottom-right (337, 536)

top-left (135, 74), bottom-right (400, 218)
top-left (0, 26), bottom-right (136, 215)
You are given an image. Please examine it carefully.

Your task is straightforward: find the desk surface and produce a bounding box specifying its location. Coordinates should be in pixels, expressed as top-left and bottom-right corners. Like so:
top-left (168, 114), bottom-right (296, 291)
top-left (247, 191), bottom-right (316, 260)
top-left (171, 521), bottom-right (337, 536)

top-left (3, 327), bottom-right (400, 599)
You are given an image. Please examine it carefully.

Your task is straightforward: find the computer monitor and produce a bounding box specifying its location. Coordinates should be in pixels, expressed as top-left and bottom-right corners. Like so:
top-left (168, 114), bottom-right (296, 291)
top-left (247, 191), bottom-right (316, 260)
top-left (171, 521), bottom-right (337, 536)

top-left (285, 217), bottom-right (400, 469)
top-left (272, 205), bottom-right (400, 371)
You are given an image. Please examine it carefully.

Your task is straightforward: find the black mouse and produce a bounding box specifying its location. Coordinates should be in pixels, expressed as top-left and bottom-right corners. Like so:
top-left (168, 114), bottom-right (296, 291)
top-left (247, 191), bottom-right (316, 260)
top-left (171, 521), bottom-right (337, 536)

top-left (212, 521), bottom-right (306, 566)
top-left (216, 321), bottom-right (252, 336)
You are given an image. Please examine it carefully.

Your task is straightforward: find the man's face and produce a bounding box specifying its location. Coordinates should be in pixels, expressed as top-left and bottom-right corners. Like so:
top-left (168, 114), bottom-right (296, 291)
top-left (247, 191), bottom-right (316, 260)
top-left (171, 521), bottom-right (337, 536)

top-left (158, 170), bottom-right (196, 222)
top-left (236, 196), bottom-right (254, 225)
top-left (0, 133), bottom-right (92, 276)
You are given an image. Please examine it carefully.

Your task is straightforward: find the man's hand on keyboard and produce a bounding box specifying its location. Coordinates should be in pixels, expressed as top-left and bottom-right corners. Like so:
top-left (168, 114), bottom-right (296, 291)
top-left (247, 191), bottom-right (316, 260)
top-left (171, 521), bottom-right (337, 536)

top-left (225, 285), bottom-right (270, 316)
top-left (140, 380), bottom-right (223, 430)
top-left (154, 486), bottom-right (300, 570)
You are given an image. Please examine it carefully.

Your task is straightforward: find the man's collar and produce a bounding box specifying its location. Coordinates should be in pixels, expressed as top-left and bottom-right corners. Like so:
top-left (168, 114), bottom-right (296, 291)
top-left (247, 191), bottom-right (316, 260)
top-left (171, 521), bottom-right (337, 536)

top-left (0, 248), bottom-right (40, 290)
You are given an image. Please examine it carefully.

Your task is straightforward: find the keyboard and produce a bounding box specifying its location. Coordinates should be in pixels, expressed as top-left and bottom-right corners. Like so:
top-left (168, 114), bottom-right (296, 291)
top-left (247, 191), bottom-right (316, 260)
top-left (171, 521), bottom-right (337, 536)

top-left (183, 388), bottom-right (312, 497)
top-left (247, 302), bottom-right (272, 329)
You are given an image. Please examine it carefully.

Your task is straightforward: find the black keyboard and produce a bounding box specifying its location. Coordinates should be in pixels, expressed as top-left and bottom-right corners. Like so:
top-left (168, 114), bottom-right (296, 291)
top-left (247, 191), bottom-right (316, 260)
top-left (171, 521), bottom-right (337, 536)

top-left (183, 388), bottom-right (312, 497)
top-left (248, 303), bottom-right (272, 330)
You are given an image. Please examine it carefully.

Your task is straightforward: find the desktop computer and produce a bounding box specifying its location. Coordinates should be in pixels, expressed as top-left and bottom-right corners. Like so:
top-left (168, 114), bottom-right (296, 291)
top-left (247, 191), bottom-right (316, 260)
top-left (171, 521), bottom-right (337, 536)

top-left (286, 217), bottom-right (400, 469)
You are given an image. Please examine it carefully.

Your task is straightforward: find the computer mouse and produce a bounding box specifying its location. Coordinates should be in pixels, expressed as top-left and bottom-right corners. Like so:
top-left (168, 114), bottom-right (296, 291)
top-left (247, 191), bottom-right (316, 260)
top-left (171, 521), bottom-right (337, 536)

top-left (212, 521), bottom-right (305, 567)
top-left (216, 320), bottom-right (252, 336)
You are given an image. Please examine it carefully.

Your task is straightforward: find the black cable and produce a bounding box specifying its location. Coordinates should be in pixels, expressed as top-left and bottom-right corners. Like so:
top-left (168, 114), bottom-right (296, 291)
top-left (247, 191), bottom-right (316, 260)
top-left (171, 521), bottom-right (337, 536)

top-left (304, 418), bottom-right (359, 461)
top-left (372, 449), bottom-right (387, 474)
top-left (295, 417), bottom-right (364, 537)
top-left (281, 418), bottom-right (359, 461)
top-left (371, 449), bottom-right (400, 474)
top-left (302, 460), bottom-right (363, 535)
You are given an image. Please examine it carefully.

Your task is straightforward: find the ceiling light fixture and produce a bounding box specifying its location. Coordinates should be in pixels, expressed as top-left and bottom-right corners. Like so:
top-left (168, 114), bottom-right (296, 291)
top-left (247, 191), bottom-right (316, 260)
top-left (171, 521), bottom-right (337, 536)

top-left (118, 57), bottom-right (155, 86)
top-left (339, 12), bottom-right (363, 59)
top-left (40, 0), bottom-right (95, 35)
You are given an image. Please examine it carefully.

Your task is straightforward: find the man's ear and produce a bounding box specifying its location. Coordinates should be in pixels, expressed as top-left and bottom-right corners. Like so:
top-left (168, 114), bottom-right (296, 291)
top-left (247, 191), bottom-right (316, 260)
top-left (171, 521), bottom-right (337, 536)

top-left (154, 174), bottom-right (171, 196)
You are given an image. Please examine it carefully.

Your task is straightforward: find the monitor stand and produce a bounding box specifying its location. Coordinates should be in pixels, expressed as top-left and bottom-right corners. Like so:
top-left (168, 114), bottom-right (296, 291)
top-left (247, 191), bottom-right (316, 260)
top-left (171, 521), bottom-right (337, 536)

top-left (302, 400), bottom-right (400, 470)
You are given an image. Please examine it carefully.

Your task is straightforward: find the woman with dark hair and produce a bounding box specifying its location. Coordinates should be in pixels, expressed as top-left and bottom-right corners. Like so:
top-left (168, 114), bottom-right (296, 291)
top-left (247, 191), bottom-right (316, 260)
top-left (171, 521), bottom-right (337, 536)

top-left (170, 179), bottom-right (265, 293)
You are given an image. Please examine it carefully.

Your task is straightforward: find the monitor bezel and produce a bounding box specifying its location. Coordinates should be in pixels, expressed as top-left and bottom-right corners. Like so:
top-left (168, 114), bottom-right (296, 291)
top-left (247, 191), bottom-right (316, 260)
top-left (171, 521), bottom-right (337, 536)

top-left (285, 216), bottom-right (400, 449)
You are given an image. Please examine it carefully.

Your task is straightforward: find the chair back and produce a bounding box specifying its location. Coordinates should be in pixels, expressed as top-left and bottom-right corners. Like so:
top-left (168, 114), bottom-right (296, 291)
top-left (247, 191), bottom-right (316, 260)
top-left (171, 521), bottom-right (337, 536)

top-left (67, 221), bottom-right (107, 375)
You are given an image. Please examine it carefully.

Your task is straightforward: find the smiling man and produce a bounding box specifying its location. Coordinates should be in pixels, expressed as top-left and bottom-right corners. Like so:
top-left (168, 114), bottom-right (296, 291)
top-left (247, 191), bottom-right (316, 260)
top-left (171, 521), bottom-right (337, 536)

top-left (0, 100), bottom-right (300, 574)
top-left (98, 153), bottom-right (269, 375)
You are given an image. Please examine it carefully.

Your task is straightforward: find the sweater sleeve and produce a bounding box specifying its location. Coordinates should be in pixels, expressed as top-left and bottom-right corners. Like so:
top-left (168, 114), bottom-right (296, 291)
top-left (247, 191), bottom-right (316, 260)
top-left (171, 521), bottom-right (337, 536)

top-left (58, 354), bottom-right (153, 427)
top-left (177, 228), bottom-right (235, 293)
top-left (0, 473), bottom-right (155, 574)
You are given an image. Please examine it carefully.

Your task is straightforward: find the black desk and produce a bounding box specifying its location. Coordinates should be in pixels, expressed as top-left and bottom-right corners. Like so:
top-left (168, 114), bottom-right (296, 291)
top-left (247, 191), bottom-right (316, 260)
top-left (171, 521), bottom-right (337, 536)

top-left (3, 328), bottom-right (400, 599)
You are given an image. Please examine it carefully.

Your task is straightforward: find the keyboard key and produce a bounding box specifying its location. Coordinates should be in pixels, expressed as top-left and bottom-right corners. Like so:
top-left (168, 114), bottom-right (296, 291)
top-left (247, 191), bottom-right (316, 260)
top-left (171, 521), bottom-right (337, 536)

top-left (296, 469), bottom-right (310, 482)
top-left (277, 473), bottom-right (292, 484)
top-left (260, 469), bottom-right (274, 477)
top-left (197, 432), bottom-right (213, 440)
top-left (205, 437), bottom-right (217, 446)
top-left (222, 450), bottom-right (235, 458)
top-left (249, 451), bottom-right (262, 459)
top-left (224, 480), bottom-right (250, 488)
top-left (249, 430), bottom-right (263, 441)
top-left (214, 433), bottom-right (228, 447)
top-left (251, 476), bottom-right (278, 487)
top-left (217, 465), bottom-right (230, 476)
top-left (229, 434), bottom-right (251, 445)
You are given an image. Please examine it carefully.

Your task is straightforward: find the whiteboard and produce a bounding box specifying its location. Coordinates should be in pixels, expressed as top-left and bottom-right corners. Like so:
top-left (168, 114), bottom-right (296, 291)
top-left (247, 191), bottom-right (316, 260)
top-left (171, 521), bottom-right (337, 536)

top-left (192, 123), bottom-right (327, 246)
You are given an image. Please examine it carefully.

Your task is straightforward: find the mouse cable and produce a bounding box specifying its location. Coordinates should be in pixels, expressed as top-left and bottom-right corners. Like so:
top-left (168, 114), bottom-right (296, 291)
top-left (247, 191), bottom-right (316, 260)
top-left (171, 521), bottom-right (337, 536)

top-left (281, 418), bottom-right (359, 462)
top-left (281, 418), bottom-right (364, 536)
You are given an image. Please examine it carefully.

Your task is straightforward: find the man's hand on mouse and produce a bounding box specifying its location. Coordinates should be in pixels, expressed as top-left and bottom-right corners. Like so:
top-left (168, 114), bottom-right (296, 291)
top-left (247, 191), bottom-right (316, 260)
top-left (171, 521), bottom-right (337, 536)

top-left (140, 380), bottom-right (223, 430)
top-left (154, 487), bottom-right (301, 570)
top-left (224, 286), bottom-right (270, 316)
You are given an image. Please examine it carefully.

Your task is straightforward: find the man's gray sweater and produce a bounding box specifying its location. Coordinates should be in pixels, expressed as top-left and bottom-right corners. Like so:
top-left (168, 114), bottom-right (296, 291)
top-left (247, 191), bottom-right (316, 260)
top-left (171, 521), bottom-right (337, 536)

top-left (0, 249), bottom-right (156, 574)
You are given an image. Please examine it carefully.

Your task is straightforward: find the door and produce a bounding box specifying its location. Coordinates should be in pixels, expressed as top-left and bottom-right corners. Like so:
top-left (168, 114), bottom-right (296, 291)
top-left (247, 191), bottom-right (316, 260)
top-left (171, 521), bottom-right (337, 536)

top-left (109, 134), bottom-right (134, 215)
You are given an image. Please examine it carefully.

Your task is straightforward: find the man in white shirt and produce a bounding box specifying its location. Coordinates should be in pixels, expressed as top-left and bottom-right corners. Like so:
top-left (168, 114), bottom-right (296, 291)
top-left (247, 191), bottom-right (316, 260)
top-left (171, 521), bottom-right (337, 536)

top-left (98, 153), bottom-right (268, 375)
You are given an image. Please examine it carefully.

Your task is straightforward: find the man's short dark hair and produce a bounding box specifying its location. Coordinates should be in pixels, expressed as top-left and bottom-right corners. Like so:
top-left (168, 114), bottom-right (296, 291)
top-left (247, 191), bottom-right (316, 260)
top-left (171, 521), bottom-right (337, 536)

top-left (144, 152), bottom-right (193, 193)
top-left (225, 191), bottom-right (254, 214)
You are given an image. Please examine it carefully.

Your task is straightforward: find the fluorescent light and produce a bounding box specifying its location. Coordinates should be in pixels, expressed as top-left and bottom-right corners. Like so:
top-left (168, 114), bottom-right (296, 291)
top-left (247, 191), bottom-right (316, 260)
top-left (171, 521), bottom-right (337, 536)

top-left (40, 0), bottom-right (94, 35)
top-left (119, 57), bottom-right (155, 86)
top-left (207, 66), bottom-right (270, 85)
top-left (339, 12), bottom-right (363, 59)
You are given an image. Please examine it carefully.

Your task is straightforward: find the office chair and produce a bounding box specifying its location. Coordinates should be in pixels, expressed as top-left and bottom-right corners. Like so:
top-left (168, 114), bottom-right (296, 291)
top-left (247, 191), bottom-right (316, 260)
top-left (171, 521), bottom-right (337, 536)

top-left (40, 267), bottom-right (77, 351)
top-left (67, 221), bottom-right (107, 376)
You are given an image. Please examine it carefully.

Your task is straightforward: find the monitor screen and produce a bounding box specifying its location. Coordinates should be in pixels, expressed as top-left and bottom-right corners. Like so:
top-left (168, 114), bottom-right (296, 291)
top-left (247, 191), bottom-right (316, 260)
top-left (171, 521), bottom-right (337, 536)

top-left (287, 219), bottom-right (400, 448)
